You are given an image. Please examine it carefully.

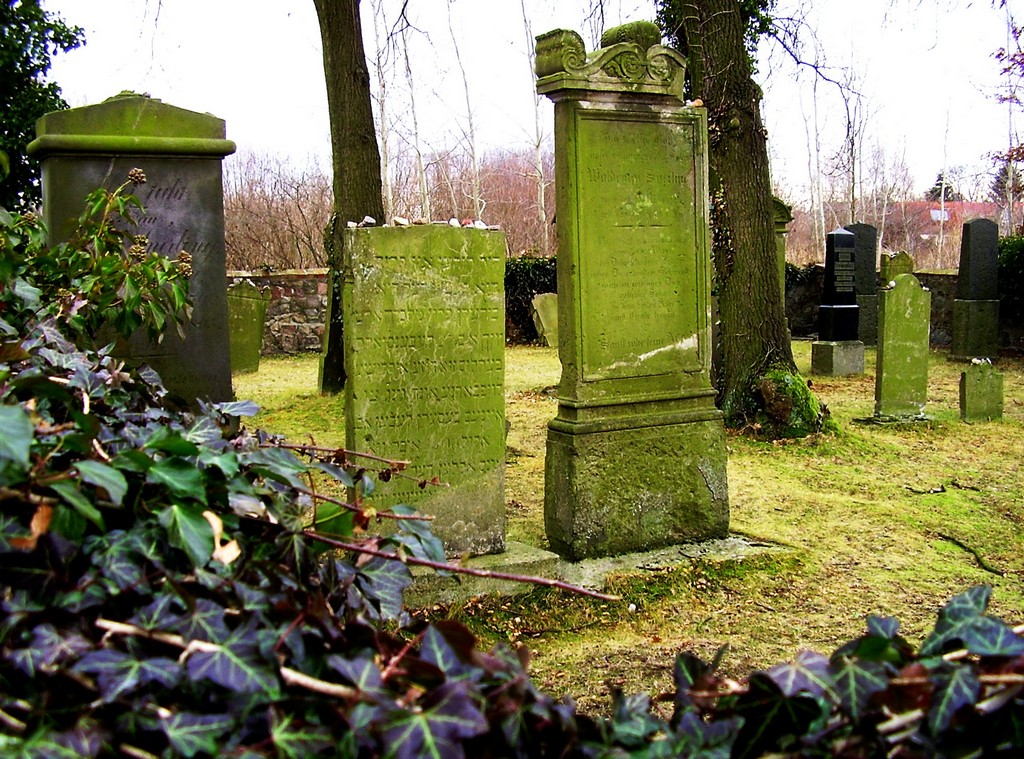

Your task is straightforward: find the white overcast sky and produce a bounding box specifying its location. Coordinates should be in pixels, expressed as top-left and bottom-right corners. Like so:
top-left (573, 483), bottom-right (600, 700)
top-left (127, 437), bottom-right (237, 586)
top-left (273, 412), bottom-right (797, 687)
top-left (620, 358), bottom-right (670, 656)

top-left (40, 0), bottom-right (1020, 205)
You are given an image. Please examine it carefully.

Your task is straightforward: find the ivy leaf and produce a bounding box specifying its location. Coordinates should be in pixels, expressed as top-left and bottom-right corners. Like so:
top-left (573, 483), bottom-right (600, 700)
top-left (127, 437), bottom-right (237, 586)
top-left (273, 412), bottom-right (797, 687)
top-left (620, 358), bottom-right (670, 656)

top-left (866, 615), bottom-right (900, 639)
top-left (829, 656), bottom-right (890, 721)
top-left (731, 673), bottom-right (824, 759)
top-left (356, 556), bottom-right (413, 621)
top-left (158, 503), bottom-right (214, 567)
top-left (672, 710), bottom-right (742, 759)
top-left (74, 460), bottom-right (128, 506)
top-left (160, 712), bottom-right (235, 758)
top-left (271, 713), bottom-right (334, 759)
top-left (144, 426), bottom-right (200, 456)
top-left (328, 654), bottom-right (390, 703)
top-left (928, 665), bottom-right (980, 734)
top-left (72, 649), bottom-right (180, 702)
top-left (921, 612), bottom-right (1024, 658)
top-left (148, 458), bottom-right (207, 504)
top-left (382, 682), bottom-right (488, 759)
top-left (48, 479), bottom-right (105, 529)
top-left (767, 650), bottom-right (835, 700)
top-left (0, 405), bottom-right (33, 468)
top-left (186, 620), bottom-right (280, 695)
top-left (9, 624), bottom-right (91, 676)
top-left (213, 399), bottom-right (260, 418)
top-left (420, 625), bottom-right (480, 684)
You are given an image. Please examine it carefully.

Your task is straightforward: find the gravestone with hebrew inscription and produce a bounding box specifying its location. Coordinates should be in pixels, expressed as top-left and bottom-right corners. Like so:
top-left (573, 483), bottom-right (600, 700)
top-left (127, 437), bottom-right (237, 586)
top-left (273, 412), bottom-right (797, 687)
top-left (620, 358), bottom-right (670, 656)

top-left (845, 223), bottom-right (879, 346)
top-left (880, 251), bottom-right (914, 284)
top-left (874, 274), bottom-right (931, 420)
top-left (951, 218), bottom-right (999, 361)
top-left (535, 22), bottom-right (728, 561)
top-left (227, 280), bottom-right (271, 374)
top-left (342, 226), bottom-right (506, 556)
top-left (812, 229), bottom-right (864, 375)
top-left (29, 92), bottom-right (235, 403)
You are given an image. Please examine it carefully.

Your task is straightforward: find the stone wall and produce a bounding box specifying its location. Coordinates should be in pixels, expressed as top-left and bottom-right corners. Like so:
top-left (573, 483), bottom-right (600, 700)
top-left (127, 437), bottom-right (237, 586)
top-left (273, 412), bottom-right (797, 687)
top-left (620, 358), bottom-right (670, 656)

top-left (232, 267), bottom-right (1005, 355)
top-left (786, 266), bottom-right (959, 346)
top-left (226, 270), bottom-right (327, 355)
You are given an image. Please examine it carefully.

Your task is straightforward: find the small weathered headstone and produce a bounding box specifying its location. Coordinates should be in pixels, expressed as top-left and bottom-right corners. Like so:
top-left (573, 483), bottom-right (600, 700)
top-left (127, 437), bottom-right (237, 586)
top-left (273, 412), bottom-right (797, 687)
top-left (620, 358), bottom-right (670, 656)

top-left (845, 223), bottom-right (879, 346)
top-left (29, 92), bottom-right (235, 403)
top-left (951, 218), bottom-right (999, 361)
top-left (959, 360), bottom-right (1003, 421)
top-left (812, 229), bottom-right (864, 375)
top-left (880, 251), bottom-right (914, 284)
top-left (874, 274), bottom-right (931, 420)
top-left (342, 225), bottom-right (506, 556)
top-left (536, 22), bottom-right (728, 560)
top-left (226, 280), bottom-right (271, 374)
top-left (530, 293), bottom-right (559, 347)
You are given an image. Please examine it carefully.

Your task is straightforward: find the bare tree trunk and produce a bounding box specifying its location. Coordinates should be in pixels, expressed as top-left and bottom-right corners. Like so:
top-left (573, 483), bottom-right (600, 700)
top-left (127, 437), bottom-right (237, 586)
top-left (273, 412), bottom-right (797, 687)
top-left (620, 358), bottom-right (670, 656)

top-left (369, 0), bottom-right (394, 222)
top-left (667, 0), bottom-right (818, 434)
top-left (313, 0), bottom-right (384, 393)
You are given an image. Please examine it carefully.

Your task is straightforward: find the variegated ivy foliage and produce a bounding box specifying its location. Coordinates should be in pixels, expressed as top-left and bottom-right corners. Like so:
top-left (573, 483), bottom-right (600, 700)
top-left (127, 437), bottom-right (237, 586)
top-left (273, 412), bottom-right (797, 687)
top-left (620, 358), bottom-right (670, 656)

top-left (2, 189), bottom-right (1024, 758)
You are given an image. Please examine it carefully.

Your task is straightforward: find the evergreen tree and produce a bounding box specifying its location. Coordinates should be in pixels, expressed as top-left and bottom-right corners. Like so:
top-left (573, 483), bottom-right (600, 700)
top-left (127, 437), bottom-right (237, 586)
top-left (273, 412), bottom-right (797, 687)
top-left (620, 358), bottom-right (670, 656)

top-left (990, 158), bottom-right (1022, 205)
top-left (0, 0), bottom-right (82, 210)
top-left (925, 172), bottom-right (964, 203)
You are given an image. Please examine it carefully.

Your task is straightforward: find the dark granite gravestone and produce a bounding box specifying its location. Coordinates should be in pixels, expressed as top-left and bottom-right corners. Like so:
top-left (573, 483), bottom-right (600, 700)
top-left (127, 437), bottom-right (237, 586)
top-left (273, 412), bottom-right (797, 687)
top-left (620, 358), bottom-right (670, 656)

top-left (535, 22), bottom-right (728, 560)
top-left (28, 93), bottom-right (235, 404)
top-left (845, 223), bottom-right (878, 346)
top-left (951, 218), bottom-right (999, 360)
top-left (812, 229), bottom-right (864, 375)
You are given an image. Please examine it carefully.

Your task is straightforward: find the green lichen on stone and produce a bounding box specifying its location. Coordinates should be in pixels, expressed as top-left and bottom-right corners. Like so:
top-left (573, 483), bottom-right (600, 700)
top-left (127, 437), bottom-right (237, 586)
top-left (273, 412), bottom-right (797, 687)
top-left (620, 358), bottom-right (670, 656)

top-left (599, 20), bottom-right (661, 50)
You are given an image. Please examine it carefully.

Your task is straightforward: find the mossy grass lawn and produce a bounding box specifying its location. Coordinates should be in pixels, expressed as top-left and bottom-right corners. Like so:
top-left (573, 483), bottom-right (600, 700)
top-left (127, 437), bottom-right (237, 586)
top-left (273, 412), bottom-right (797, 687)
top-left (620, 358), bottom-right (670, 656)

top-left (235, 342), bottom-right (1024, 715)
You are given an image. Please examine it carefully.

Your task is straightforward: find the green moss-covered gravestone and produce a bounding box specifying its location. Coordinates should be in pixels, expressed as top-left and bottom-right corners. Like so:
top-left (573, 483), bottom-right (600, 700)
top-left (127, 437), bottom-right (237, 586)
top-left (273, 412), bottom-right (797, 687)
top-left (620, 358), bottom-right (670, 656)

top-left (959, 360), bottom-right (1003, 421)
top-left (226, 280), bottom-right (271, 374)
top-left (845, 223), bottom-right (879, 346)
top-left (874, 274), bottom-right (931, 420)
top-left (951, 218), bottom-right (999, 361)
top-left (773, 197), bottom-right (793, 339)
top-left (812, 229), bottom-right (864, 375)
top-left (28, 93), bottom-right (235, 403)
top-left (535, 23), bottom-right (728, 560)
top-left (880, 251), bottom-right (914, 284)
top-left (342, 226), bottom-right (506, 556)
top-left (530, 293), bottom-right (558, 347)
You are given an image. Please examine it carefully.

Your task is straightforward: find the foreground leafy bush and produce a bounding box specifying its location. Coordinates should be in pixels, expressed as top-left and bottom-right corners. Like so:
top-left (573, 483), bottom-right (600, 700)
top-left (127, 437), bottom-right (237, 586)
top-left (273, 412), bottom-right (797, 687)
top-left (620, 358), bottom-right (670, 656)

top-left (1, 185), bottom-right (1023, 757)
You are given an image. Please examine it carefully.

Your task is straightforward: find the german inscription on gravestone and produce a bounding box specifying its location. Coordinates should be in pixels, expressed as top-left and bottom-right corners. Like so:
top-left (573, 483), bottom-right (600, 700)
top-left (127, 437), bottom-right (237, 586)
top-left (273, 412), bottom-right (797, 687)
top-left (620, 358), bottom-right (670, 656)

top-left (817, 228), bottom-right (859, 341)
top-left (577, 112), bottom-right (701, 381)
top-left (28, 93), bottom-right (235, 404)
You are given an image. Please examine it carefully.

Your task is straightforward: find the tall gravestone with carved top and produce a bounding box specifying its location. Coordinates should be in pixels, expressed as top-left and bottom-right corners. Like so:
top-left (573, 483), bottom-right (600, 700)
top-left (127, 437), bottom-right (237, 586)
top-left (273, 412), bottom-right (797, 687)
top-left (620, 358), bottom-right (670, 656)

top-left (951, 218), bottom-right (999, 361)
top-left (535, 22), bottom-right (728, 561)
top-left (29, 93), bottom-right (235, 403)
top-left (811, 229), bottom-right (865, 375)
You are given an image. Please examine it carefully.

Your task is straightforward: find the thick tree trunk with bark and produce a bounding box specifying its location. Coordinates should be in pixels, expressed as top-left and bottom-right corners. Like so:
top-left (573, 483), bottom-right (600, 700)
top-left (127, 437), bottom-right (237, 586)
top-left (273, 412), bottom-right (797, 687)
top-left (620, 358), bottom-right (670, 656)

top-left (313, 0), bottom-right (384, 392)
top-left (662, 1), bottom-right (826, 435)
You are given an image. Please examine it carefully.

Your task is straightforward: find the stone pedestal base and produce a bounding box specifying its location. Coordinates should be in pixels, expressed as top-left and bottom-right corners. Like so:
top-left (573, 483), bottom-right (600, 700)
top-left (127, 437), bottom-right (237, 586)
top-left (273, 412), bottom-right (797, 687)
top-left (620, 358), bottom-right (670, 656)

top-left (856, 294), bottom-right (878, 346)
top-left (545, 414), bottom-right (729, 561)
top-left (811, 340), bottom-right (865, 376)
top-left (950, 299), bottom-right (999, 360)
